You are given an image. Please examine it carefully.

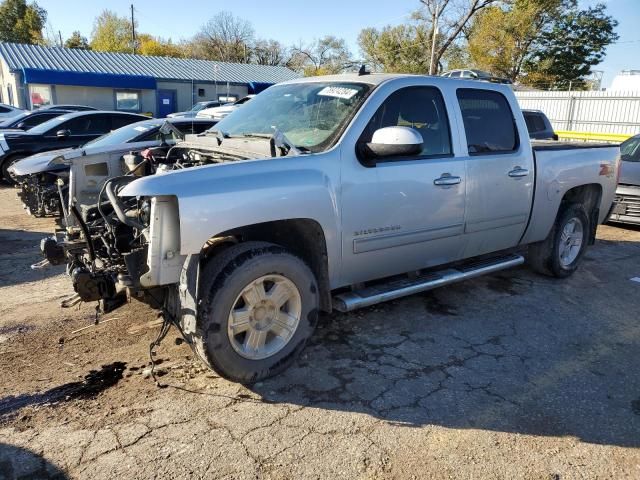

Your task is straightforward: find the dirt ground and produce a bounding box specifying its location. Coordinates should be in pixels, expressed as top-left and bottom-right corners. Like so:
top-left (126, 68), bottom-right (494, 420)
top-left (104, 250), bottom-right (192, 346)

top-left (0, 184), bottom-right (639, 480)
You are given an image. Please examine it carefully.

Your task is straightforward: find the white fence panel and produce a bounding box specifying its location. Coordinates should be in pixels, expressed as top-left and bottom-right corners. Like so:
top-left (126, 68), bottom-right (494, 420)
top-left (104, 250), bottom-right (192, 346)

top-left (515, 90), bottom-right (640, 136)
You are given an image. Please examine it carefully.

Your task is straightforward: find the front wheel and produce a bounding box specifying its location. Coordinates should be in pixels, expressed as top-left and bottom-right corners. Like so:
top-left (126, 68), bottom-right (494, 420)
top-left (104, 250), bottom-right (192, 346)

top-left (1, 155), bottom-right (25, 184)
top-left (528, 203), bottom-right (590, 278)
top-left (194, 242), bottom-right (319, 383)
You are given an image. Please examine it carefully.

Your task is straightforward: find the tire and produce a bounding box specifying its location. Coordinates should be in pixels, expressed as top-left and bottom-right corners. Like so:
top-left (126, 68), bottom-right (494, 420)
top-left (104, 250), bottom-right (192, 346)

top-left (194, 241), bottom-right (319, 383)
top-left (1, 154), bottom-right (26, 184)
top-left (528, 203), bottom-right (590, 278)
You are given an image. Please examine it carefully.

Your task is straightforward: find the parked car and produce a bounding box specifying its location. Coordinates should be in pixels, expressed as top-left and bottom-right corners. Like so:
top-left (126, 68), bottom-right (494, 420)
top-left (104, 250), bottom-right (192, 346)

top-left (49, 74), bottom-right (618, 383)
top-left (0, 109), bottom-right (71, 131)
top-left (196, 95), bottom-right (255, 120)
top-left (0, 110), bottom-right (148, 182)
top-left (608, 134), bottom-right (640, 225)
top-left (0, 102), bottom-right (25, 119)
top-left (9, 118), bottom-right (216, 217)
top-left (523, 109), bottom-right (558, 140)
top-left (37, 104), bottom-right (98, 112)
top-left (167, 101), bottom-right (225, 118)
top-left (441, 69), bottom-right (513, 84)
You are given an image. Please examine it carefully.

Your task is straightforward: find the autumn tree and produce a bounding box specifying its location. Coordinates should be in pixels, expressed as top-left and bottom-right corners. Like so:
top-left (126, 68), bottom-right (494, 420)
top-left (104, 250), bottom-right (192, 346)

top-left (290, 36), bottom-right (354, 76)
top-left (419, 0), bottom-right (499, 74)
top-left (90, 9), bottom-right (134, 53)
top-left (467, 0), bottom-right (565, 81)
top-left (358, 0), bottom-right (498, 75)
top-left (64, 30), bottom-right (90, 49)
top-left (0, 0), bottom-right (46, 44)
top-left (190, 11), bottom-right (254, 62)
top-left (137, 34), bottom-right (183, 57)
top-left (252, 39), bottom-right (288, 66)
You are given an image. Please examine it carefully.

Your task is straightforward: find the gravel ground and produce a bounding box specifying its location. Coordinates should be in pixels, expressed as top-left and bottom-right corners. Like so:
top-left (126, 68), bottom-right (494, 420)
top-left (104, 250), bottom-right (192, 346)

top-left (0, 185), bottom-right (639, 479)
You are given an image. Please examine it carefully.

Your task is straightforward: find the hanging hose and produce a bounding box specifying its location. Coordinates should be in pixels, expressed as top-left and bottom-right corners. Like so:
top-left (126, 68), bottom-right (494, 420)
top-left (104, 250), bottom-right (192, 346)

top-left (103, 177), bottom-right (145, 231)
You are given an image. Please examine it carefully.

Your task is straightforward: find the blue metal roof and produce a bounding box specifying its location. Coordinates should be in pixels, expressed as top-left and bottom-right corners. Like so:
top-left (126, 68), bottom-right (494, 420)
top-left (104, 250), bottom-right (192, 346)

top-left (0, 42), bottom-right (299, 85)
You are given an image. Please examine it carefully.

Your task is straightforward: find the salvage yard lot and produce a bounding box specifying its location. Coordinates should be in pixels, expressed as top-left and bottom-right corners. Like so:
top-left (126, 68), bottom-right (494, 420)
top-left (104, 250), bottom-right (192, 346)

top-left (0, 184), bottom-right (639, 479)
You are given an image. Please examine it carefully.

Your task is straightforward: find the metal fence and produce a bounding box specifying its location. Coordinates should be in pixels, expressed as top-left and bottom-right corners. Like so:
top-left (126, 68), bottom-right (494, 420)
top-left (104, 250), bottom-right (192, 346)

top-left (515, 90), bottom-right (640, 136)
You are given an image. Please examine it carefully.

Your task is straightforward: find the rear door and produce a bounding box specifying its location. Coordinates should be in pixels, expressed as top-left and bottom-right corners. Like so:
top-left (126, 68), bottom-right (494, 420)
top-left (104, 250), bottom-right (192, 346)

top-left (340, 85), bottom-right (467, 285)
top-left (455, 88), bottom-right (534, 257)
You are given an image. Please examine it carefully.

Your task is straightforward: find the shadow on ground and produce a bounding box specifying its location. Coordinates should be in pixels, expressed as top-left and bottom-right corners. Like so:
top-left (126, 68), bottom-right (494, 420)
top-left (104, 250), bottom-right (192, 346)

top-left (247, 240), bottom-right (640, 449)
top-left (0, 443), bottom-right (68, 479)
top-left (0, 228), bottom-right (64, 287)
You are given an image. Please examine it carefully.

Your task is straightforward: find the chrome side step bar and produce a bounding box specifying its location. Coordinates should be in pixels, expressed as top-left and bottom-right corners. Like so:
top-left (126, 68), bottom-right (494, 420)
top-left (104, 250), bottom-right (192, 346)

top-left (333, 253), bottom-right (525, 312)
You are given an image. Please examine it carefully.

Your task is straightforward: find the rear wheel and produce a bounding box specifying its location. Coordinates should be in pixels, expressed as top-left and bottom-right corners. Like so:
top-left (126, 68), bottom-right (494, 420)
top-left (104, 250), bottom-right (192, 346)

top-left (194, 242), bottom-right (319, 383)
top-left (528, 203), bottom-right (590, 278)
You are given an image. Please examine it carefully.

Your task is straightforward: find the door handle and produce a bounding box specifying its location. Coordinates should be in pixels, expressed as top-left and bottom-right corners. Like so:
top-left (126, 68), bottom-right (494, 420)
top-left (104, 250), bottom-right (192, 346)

top-left (508, 167), bottom-right (529, 178)
top-left (434, 174), bottom-right (461, 186)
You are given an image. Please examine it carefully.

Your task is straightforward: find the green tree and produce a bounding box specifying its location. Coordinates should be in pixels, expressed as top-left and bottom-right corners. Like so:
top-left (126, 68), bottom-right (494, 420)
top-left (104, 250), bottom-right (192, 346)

top-left (0, 0), bottom-right (46, 44)
top-left (526, 3), bottom-right (618, 89)
top-left (64, 30), bottom-right (90, 49)
top-left (90, 9), bottom-right (134, 53)
top-left (358, 21), bottom-right (431, 74)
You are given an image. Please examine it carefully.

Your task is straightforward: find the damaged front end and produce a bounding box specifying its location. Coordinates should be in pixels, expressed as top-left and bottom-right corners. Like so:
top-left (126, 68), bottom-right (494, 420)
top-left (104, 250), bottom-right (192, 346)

top-left (49, 134), bottom-right (259, 314)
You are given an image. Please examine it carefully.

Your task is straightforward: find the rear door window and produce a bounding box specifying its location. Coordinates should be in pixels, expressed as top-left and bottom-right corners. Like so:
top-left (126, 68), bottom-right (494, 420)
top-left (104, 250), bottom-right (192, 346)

top-left (111, 114), bottom-right (143, 130)
top-left (456, 89), bottom-right (519, 155)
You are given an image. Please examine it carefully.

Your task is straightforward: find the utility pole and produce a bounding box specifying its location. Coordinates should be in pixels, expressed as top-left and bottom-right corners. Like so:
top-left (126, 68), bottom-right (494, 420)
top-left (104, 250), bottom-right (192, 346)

top-left (130, 4), bottom-right (136, 54)
top-left (429, 2), bottom-right (440, 76)
top-left (58, 31), bottom-right (63, 48)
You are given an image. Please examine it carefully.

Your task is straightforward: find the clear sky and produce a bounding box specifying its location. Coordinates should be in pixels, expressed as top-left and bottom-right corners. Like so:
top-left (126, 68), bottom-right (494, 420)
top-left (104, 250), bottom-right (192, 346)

top-left (36, 0), bottom-right (639, 88)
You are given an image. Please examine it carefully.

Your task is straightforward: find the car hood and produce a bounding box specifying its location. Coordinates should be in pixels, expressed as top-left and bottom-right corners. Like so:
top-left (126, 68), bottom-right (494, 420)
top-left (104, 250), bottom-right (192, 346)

top-left (9, 147), bottom-right (79, 176)
top-left (619, 160), bottom-right (640, 187)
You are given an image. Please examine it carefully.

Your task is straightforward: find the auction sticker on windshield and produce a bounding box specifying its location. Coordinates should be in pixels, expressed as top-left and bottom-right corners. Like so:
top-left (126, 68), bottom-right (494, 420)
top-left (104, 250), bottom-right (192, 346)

top-left (317, 86), bottom-right (359, 100)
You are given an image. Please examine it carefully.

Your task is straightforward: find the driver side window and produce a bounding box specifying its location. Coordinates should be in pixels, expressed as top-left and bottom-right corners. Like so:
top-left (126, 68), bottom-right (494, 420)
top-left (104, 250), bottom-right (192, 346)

top-left (360, 86), bottom-right (452, 158)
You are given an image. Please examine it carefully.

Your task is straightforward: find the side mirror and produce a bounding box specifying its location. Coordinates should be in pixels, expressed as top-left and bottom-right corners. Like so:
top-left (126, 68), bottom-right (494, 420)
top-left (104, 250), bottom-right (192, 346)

top-left (362, 126), bottom-right (423, 160)
top-left (16, 122), bottom-right (25, 129)
top-left (56, 129), bottom-right (70, 138)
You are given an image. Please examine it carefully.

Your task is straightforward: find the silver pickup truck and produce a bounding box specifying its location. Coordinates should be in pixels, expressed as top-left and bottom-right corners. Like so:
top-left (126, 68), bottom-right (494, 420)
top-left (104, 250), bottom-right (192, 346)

top-left (56, 73), bottom-right (619, 383)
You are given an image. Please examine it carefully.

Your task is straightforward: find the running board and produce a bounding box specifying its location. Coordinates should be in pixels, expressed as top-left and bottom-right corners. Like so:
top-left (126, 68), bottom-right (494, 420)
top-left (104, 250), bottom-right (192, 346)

top-left (333, 253), bottom-right (525, 312)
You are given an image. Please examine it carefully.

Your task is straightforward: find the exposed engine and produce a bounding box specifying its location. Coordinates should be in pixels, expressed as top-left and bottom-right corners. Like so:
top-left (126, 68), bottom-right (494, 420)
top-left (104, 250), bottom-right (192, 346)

top-left (46, 138), bottom-right (250, 312)
top-left (18, 171), bottom-right (66, 218)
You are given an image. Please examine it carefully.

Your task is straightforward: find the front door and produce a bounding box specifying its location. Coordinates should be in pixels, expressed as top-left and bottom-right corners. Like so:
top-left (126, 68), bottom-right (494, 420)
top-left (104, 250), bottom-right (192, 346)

top-left (454, 88), bottom-right (534, 258)
top-left (157, 90), bottom-right (177, 118)
top-left (340, 85), bottom-right (467, 285)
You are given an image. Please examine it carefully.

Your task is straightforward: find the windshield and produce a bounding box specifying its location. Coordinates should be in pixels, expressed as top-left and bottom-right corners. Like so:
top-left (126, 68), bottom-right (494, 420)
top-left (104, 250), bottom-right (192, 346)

top-left (213, 82), bottom-right (372, 153)
top-left (0, 112), bottom-right (28, 127)
top-left (190, 102), bottom-right (210, 112)
top-left (83, 121), bottom-right (162, 149)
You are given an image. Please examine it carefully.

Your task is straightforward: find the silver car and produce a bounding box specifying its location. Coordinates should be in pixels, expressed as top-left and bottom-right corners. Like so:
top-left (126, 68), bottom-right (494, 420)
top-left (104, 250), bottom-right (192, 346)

top-left (609, 134), bottom-right (640, 225)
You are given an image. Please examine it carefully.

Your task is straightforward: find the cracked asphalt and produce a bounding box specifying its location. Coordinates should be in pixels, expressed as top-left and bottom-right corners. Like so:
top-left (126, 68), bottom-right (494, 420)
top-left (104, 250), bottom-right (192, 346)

top-left (0, 185), bottom-right (640, 479)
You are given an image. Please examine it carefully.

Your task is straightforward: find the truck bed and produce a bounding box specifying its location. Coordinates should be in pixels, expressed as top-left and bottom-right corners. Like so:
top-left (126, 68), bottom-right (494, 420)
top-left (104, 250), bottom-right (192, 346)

top-left (532, 140), bottom-right (616, 151)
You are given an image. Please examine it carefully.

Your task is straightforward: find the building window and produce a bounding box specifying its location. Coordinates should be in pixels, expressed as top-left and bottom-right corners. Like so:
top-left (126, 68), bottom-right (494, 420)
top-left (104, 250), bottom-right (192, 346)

top-left (198, 88), bottom-right (205, 97)
top-left (30, 84), bottom-right (52, 108)
top-left (115, 91), bottom-right (141, 111)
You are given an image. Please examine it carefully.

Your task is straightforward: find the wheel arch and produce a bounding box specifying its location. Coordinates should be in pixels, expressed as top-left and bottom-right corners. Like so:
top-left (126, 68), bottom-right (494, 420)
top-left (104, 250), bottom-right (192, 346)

top-left (560, 183), bottom-right (602, 244)
top-left (199, 218), bottom-right (332, 313)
